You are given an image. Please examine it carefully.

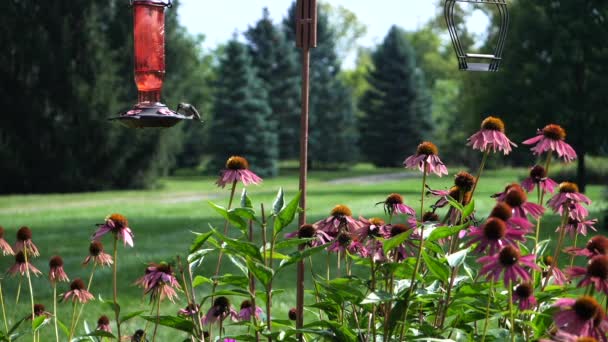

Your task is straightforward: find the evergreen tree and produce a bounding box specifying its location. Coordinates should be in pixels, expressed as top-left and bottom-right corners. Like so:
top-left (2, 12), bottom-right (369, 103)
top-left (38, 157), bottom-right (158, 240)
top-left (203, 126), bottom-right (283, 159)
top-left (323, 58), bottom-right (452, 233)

top-left (207, 38), bottom-right (278, 177)
top-left (359, 26), bottom-right (433, 167)
top-left (283, 2), bottom-right (359, 167)
top-left (245, 8), bottom-right (300, 160)
top-left (0, 0), bottom-right (205, 193)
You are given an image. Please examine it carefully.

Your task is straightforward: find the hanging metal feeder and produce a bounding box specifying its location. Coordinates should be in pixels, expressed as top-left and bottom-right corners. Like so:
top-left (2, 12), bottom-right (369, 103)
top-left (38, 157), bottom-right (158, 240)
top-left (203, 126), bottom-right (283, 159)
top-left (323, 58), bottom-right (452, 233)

top-left (111, 0), bottom-right (191, 128)
top-left (444, 0), bottom-right (509, 72)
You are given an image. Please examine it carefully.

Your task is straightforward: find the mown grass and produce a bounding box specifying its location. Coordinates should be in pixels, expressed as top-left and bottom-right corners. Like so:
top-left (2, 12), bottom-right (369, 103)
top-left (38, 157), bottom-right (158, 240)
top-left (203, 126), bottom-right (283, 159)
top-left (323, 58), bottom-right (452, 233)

top-left (0, 166), bottom-right (605, 340)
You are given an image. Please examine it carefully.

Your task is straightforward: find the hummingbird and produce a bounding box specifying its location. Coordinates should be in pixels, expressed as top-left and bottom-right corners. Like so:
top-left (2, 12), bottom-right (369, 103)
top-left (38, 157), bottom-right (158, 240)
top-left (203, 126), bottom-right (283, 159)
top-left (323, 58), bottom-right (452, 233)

top-left (176, 103), bottom-right (201, 121)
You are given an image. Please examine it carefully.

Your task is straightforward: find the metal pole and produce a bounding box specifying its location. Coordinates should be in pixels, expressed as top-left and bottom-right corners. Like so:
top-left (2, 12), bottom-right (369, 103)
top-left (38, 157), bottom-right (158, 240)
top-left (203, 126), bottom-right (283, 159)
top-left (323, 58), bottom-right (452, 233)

top-left (295, 1), bottom-right (316, 340)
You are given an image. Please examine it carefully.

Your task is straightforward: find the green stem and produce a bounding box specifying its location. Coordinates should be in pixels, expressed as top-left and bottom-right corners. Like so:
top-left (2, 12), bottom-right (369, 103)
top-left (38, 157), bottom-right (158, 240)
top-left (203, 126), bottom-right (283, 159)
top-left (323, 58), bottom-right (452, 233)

top-left (481, 282), bottom-right (494, 342)
top-left (15, 277), bottom-right (21, 305)
top-left (212, 180), bottom-right (238, 300)
top-left (570, 233), bottom-right (579, 268)
top-left (0, 281), bottom-right (9, 339)
top-left (23, 249), bottom-right (35, 322)
top-left (112, 235), bottom-right (121, 340)
top-left (508, 280), bottom-right (515, 342)
top-left (53, 285), bottom-right (59, 342)
top-left (152, 292), bottom-right (161, 342)
top-left (470, 150), bottom-right (490, 199)
top-left (74, 264), bottom-right (97, 335)
top-left (542, 208), bottom-right (569, 291)
top-left (401, 163), bottom-right (429, 339)
top-left (68, 301), bottom-right (77, 341)
top-left (533, 153), bottom-right (552, 269)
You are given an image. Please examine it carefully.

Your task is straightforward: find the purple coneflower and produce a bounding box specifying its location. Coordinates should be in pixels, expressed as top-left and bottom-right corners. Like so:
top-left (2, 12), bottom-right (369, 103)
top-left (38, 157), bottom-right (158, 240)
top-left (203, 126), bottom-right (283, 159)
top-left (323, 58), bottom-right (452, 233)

top-left (567, 236), bottom-right (608, 258)
top-left (134, 262), bottom-right (181, 303)
top-left (202, 297), bottom-right (237, 326)
top-left (285, 224), bottom-right (332, 247)
top-left (567, 255), bottom-right (608, 294)
top-left (237, 300), bottom-right (264, 322)
top-left (178, 303), bottom-right (200, 317)
top-left (503, 184), bottom-right (545, 219)
top-left (521, 165), bottom-right (558, 195)
top-left (379, 193), bottom-right (415, 216)
top-left (96, 315), bottom-right (112, 333)
top-left (92, 213), bottom-right (134, 247)
top-left (215, 156), bottom-right (262, 188)
top-left (28, 304), bottom-right (50, 319)
top-left (82, 241), bottom-right (113, 267)
top-left (428, 185), bottom-right (473, 210)
top-left (540, 330), bottom-right (599, 342)
top-left (14, 226), bottom-right (39, 257)
top-left (315, 205), bottom-right (361, 237)
top-left (404, 141), bottom-right (448, 177)
top-left (554, 296), bottom-right (608, 339)
top-left (327, 232), bottom-right (369, 257)
top-left (49, 256), bottom-right (69, 285)
top-left (0, 227), bottom-right (14, 256)
top-left (7, 251), bottom-right (42, 277)
top-left (543, 256), bottom-right (567, 286)
top-left (288, 307), bottom-right (297, 321)
top-left (548, 182), bottom-right (592, 221)
top-left (478, 245), bottom-right (539, 287)
top-left (562, 217), bottom-right (598, 239)
top-left (523, 124), bottom-right (577, 162)
top-left (380, 224), bottom-right (419, 261)
top-left (467, 116), bottom-right (517, 154)
top-left (467, 217), bottom-right (526, 255)
top-left (512, 283), bottom-right (537, 310)
top-left (354, 217), bottom-right (385, 241)
top-left (489, 202), bottom-right (534, 232)
top-left (62, 278), bottom-right (94, 303)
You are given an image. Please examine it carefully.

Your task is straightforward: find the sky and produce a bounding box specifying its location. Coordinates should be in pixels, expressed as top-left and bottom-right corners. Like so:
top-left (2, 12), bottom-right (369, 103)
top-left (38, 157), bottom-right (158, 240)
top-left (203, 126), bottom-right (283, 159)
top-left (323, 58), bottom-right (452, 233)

top-left (177, 0), bottom-right (488, 68)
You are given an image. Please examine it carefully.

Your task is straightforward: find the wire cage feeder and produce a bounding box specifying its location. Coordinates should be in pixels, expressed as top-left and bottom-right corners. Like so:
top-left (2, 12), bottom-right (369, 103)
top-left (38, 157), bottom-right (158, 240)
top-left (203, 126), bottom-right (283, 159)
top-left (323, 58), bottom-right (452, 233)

top-left (111, 0), bottom-right (191, 128)
top-left (445, 0), bottom-right (509, 72)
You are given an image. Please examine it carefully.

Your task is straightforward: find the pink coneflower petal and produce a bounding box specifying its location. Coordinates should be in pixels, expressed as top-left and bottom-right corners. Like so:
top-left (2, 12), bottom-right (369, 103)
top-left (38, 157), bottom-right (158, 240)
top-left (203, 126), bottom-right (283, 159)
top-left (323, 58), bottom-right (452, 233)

top-left (62, 279), bottom-right (94, 304)
top-left (134, 262), bottom-right (181, 303)
top-left (215, 156), bottom-right (263, 188)
top-left (523, 125), bottom-right (577, 162)
top-left (467, 117), bottom-right (517, 155)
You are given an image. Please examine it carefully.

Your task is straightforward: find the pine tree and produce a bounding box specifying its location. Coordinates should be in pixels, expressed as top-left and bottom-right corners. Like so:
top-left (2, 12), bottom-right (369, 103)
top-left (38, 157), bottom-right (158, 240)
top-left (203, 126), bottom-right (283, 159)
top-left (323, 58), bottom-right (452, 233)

top-left (359, 25), bottom-right (433, 167)
top-left (207, 38), bottom-right (278, 177)
top-left (245, 8), bottom-right (300, 160)
top-left (283, 2), bottom-right (359, 167)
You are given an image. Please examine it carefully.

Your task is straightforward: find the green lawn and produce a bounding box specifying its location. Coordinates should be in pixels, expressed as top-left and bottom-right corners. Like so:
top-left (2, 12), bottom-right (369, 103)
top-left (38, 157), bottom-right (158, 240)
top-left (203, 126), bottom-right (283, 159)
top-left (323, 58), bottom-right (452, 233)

top-left (0, 166), bottom-right (605, 340)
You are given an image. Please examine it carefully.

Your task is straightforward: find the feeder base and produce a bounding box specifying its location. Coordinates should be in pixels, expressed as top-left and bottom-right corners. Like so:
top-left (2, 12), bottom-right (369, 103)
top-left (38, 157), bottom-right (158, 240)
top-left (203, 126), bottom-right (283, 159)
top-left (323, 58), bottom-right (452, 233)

top-left (110, 102), bottom-right (191, 128)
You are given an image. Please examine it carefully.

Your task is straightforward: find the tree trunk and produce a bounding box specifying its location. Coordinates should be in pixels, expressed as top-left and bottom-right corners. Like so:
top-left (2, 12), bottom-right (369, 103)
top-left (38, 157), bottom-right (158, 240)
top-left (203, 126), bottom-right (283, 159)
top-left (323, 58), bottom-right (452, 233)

top-left (576, 149), bottom-right (586, 193)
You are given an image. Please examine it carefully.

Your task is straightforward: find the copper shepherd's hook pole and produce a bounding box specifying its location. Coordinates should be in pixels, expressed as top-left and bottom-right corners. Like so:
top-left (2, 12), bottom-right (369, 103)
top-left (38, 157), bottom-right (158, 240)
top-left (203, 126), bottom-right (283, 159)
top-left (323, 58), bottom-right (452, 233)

top-left (295, 1), bottom-right (317, 341)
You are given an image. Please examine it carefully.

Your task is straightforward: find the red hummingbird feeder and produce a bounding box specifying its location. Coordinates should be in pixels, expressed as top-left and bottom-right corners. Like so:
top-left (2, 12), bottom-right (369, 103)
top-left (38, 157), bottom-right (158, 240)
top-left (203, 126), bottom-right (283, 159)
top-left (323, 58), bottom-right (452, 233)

top-left (112, 0), bottom-right (190, 128)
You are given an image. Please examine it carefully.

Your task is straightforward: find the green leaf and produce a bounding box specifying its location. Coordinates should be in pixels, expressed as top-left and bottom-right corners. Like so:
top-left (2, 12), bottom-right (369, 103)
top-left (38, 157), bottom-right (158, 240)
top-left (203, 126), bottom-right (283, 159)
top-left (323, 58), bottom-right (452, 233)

top-left (141, 315), bottom-right (195, 334)
top-left (7, 317), bottom-right (25, 335)
top-left (104, 300), bottom-right (120, 319)
top-left (382, 229), bottom-right (414, 255)
top-left (120, 310), bottom-right (145, 323)
top-left (56, 319), bottom-right (70, 338)
top-left (229, 207), bottom-right (257, 223)
top-left (360, 291), bottom-right (393, 304)
top-left (192, 275), bottom-right (212, 288)
top-left (240, 189), bottom-right (253, 208)
top-left (246, 259), bottom-right (274, 288)
top-left (278, 243), bottom-right (329, 271)
top-left (213, 229), bottom-right (263, 262)
top-left (446, 248), bottom-right (469, 268)
top-left (422, 250), bottom-right (449, 282)
top-left (274, 191), bottom-right (301, 235)
top-left (189, 231), bottom-right (214, 253)
top-left (462, 199), bottom-right (475, 218)
top-left (272, 187), bottom-right (285, 214)
top-left (31, 315), bottom-right (49, 332)
top-left (427, 223), bottom-right (468, 243)
top-left (208, 201), bottom-right (247, 232)
top-left (82, 330), bottom-right (116, 338)
top-left (446, 195), bottom-right (464, 212)
top-left (274, 238), bottom-right (313, 250)
top-left (228, 255), bottom-right (249, 276)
